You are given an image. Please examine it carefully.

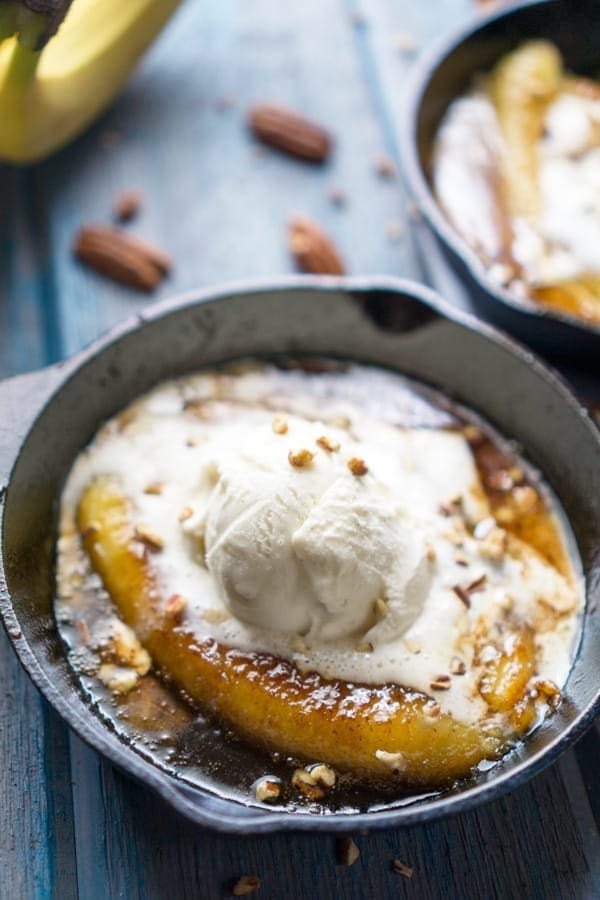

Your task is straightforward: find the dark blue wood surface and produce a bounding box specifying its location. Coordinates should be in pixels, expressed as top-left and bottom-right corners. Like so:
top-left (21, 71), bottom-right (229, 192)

top-left (1, 1), bottom-right (598, 897)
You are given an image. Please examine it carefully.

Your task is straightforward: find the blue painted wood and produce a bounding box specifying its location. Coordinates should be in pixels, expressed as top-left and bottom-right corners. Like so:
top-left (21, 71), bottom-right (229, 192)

top-left (0, 169), bottom-right (78, 900)
top-left (1, 0), bottom-right (598, 896)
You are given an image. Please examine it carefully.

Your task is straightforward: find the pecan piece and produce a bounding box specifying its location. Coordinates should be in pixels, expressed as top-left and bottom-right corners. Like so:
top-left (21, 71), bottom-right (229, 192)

top-left (232, 876), bottom-right (261, 896)
top-left (337, 837), bottom-right (360, 866)
top-left (288, 215), bottom-right (345, 275)
top-left (113, 188), bottom-right (142, 223)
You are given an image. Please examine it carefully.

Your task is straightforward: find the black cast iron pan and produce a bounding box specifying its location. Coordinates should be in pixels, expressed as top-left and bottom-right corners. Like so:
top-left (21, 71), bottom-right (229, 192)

top-left (400, 0), bottom-right (600, 365)
top-left (0, 277), bottom-right (598, 833)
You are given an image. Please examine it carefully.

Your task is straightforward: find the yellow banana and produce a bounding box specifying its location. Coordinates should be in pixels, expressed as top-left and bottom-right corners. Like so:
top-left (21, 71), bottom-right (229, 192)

top-left (491, 40), bottom-right (562, 219)
top-left (0, 0), bottom-right (180, 164)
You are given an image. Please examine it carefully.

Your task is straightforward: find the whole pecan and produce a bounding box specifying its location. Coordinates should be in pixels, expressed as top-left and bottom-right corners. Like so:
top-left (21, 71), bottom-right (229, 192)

top-left (73, 224), bottom-right (170, 292)
top-left (249, 103), bottom-right (332, 162)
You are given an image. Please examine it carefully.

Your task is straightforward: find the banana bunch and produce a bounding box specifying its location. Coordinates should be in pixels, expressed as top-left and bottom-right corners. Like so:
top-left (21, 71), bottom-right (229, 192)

top-left (0, 0), bottom-right (180, 164)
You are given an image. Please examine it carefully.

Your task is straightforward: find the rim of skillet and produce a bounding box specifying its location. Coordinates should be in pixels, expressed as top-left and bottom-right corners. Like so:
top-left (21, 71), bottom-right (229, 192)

top-left (1, 274), bottom-right (599, 835)
top-left (400, 0), bottom-right (600, 340)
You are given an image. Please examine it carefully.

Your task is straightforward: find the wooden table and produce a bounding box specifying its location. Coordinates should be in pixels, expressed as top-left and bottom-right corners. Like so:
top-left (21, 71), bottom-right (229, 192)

top-left (1, 1), bottom-right (598, 897)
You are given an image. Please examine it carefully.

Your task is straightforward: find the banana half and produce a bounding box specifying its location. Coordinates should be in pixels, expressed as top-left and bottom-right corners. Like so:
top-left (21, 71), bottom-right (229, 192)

top-left (75, 476), bottom-right (544, 788)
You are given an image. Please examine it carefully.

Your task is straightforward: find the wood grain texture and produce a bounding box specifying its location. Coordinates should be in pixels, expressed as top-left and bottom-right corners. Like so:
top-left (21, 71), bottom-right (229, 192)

top-left (0, 0), bottom-right (598, 897)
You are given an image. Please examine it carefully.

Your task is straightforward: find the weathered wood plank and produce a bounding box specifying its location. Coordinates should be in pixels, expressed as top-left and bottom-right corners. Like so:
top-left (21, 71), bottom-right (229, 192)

top-left (0, 169), bottom-right (78, 900)
top-left (65, 761), bottom-right (593, 900)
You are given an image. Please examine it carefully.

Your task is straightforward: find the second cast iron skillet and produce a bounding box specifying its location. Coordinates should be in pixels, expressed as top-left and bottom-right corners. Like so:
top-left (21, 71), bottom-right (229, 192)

top-left (401, 0), bottom-right (600, 363)
top-left (0, 277), bottom-right (599, 833)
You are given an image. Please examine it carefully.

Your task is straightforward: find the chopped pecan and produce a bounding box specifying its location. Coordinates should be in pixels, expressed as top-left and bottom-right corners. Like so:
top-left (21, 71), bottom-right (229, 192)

top-left (337, 837), bottom-right (360, 866)
top-left (113, 188), bottom-right (142, 223)
top-left (347, 457), bottom-right (368, 476)
top-left (288, 448), bottom-right (315, 468)
top-left (288, 215), bottom-right (345, 275)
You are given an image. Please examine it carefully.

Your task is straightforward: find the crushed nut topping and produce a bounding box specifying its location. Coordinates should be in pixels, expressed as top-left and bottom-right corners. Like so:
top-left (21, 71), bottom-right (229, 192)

top-left (331, 415), bottom-right (351, 429)
top-left (450, 657), bottom-right (467, 676)
top-left (403, 638), bottom-right (421, 654)
top-left (347, 457), bottom-right (368, 476)
top-left (143, 482), bottom-right (163, 495)
top-left (454, 550), bottom-right (469, 566)
top-left (97, 664), bottom-right (139, 695)
top-left (374, 152), bottom-right (396, 178)
top-left (508, 466), bottom-right (524, 484)
top-left (439, 495), bottom-right (463, 517)
top-left (164, 593), bottom-right (187, 619)
top-left (473, 516), bottom-right (496, 540)
top-left (478, 526), bottom-right (507, 562)
top-left (75, 619), bottom-right (90, 644)
top-left (513, 485), bottom-right (538, 514)
top-left (288, 448), bottom-right (315, 468)
top-left (453, 574), bottom-right (487, 608)
top-left (466, 573), bottom-right (487, 593)
top-left (495, 506), bottom-right (515, 526)
top-left (134, 524), bottom-right (164, 552)
top-left (374, 597), bottom-right (388, 619)
top-left (375, 749), bottom-right (407, 774)
top-left (316, 435), bottom-right (340, 453)
top-left (308, 763), bottom-right (336, 788)
top-left (202, 608), bottom-right (231, 625)
top-left (253, 777), bottom-right (281, 803)
top-left (443, 516), bottom-right (467, 546)
top-left (426, 545), bottom-right (436, 562)
top-left (232, 875), bottom-right (261, 896)
top-left (291, 768), bottom-right (325, 800)
top-left (356, 641), bottom-right (374, 653)
top-left (463, 424), bottom-right (482, 442)
top-left (423, 701), bottom-right (441, 718)
top-left (185, 435), bottom-right (204, 447)
top-left (337, 837), bottom-right (360, 866)
top-left (291, 635), bottom-right (309, 654)
top-left (392, 31), bottom-right (418, 54)
top-left (392, 859), bottom-right (414, 879)
top-left (486, 470), bottom-right (514, 492)
top-left (430, 674), bottom-right (452, 691)
top-left (272, 416), bottom-right (288, 435)
top-left (178, 506), bottom-right (194, 522)
top-left (533, 679), bottom-right (562, 709)
top-left (108, 620), bottom-right (151, 674)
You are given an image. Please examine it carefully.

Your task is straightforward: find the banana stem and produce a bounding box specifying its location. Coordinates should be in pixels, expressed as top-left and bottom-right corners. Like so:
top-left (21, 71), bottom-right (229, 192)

top-left (0, 5), bottom-right (17, 42)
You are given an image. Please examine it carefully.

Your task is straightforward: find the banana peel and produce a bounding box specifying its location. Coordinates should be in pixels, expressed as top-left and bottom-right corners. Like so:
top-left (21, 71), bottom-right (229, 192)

top-left (0, 0), bottom-right (180, 163)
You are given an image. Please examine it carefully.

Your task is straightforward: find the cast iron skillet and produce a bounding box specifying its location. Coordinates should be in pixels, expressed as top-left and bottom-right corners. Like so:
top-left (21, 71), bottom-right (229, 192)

top-left (0, 278), bottom-right (599, 834)
top-left (401, 0), bottom-right (600, 363)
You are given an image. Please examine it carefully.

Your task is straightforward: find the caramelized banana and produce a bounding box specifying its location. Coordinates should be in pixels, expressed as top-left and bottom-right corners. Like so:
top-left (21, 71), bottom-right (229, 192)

top-left (491, 40), bottom-right (562, 218)
top-left (478, 627), bottom-right (538, 732)
top-left (78, 477), bottom-right (507, 786)
top-left (533, 277), bottom-right (600, 323)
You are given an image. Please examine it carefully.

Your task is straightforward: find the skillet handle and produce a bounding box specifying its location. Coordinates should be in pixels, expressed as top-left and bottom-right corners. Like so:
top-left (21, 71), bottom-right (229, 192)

top-left (0, 364), bottom-right (65, 487)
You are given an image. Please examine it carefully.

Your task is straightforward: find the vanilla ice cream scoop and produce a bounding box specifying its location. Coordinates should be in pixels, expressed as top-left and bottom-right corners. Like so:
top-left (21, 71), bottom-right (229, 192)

top-left (201, 415), bottom-right (431, 642)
